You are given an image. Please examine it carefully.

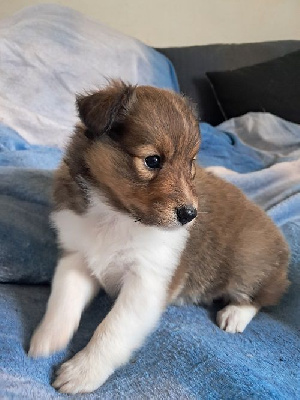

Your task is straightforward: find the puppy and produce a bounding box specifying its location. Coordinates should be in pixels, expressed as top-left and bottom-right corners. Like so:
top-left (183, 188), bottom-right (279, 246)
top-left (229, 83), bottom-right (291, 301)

top-left (28, 81), bottom-right (289, 394)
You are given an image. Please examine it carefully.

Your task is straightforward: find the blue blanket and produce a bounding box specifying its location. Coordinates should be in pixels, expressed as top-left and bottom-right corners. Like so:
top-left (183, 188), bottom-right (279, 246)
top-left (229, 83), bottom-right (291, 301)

top-left (0, 113), bottom-right (299, 399)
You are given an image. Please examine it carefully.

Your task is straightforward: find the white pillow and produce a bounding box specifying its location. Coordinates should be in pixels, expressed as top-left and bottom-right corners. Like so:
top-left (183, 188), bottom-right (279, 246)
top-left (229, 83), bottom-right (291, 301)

top-left (0, 4), bottom-right (179, 148)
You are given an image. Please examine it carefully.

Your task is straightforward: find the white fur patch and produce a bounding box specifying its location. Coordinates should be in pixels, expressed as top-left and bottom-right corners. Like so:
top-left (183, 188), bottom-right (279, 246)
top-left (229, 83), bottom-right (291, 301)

top-left (51, 194), bottom-right (189, 296)
top-left (216, 304), bottom-right (258, 333)
top-left (32, 193), bottom-right (189, 393)
top-left (29, 253), bottom-right (99, 357)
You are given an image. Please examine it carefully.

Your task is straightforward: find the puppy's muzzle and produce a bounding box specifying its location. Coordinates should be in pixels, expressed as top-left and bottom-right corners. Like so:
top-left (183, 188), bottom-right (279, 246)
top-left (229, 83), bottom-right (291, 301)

top-left (176, 205), bottom-right (197, 225)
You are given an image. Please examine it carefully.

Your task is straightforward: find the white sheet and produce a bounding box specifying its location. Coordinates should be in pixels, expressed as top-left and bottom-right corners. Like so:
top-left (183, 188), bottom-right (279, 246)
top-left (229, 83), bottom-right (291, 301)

top-left (0, 4), bottom-right (178, 148)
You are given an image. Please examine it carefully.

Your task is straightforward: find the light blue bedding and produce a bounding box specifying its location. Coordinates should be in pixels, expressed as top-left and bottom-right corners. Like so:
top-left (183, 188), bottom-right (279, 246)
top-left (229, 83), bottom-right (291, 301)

top-left (0, 113), bottom-right (299, 399)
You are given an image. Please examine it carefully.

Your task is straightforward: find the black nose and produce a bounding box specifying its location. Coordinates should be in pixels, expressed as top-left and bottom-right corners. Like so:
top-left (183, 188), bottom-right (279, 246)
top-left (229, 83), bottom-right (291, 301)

top-left (176, 205), bottom-right (197, 225)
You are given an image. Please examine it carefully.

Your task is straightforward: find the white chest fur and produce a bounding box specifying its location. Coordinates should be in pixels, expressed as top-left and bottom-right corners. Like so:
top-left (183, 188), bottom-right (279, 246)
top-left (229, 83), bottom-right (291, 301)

top-left (51, 199), bottom-right (189, 297)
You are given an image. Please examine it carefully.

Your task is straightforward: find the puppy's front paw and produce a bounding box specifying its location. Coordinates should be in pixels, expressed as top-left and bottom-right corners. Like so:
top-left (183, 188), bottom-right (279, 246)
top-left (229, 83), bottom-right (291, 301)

top-left (216, 304), bottom-right (258, 333)
top-left (28, 320), bottom-right (74, 358)
top-left (53, 349), bottom-right (112, 394)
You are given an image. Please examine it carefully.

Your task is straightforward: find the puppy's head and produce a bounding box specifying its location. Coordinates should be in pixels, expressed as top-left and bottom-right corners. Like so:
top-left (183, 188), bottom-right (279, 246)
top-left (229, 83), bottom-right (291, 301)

top-left (73, 80), bottom-right (200, 228)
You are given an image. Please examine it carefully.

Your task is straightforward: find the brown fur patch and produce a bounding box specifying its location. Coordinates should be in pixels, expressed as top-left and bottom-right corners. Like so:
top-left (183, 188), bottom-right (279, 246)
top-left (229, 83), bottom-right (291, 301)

top-left (59, 81), bottom-right (200, 227)
top-left (168, 167), bottom-right (290, 308)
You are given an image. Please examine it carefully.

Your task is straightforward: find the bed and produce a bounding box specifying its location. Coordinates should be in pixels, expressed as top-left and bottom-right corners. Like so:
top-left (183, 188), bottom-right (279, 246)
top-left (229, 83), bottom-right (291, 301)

top-left (0, 5), bottom-right (299, 399)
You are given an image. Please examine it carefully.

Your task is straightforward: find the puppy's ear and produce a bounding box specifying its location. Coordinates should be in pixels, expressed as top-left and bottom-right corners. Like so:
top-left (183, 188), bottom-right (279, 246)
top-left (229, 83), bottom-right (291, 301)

top-left (76, 80), bottom-right (136, 140)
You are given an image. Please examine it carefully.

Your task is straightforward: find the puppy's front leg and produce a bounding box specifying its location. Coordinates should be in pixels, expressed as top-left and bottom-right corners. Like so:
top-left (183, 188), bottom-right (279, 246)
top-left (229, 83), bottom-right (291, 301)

top-left (29, 252), bottom-right (99, 357)
top-left (53, 269), bottom-right (167, 394)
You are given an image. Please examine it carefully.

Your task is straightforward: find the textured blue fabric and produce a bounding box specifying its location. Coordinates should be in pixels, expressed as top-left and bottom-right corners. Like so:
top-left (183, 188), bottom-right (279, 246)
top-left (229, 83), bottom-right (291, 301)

top-left (199, 122), bottom-right (271, 172)
top-left (0, 124), bottom-right (62, 169)
top-left (0, 284), bottom-right (299, 400)
top-left (0, 124), bottom-right (60, 283)
top-left (0, 114), bottom-right (299, 398)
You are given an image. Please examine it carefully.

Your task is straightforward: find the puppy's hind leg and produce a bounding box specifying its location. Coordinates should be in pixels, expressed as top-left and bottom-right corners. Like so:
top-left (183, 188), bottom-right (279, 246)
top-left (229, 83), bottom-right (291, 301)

top-left (216, 303), bottom-right (259, 333)
top-left (28, 252), bottom-right (99, 357)
top-left (216, 268), bottom-right (289, 333)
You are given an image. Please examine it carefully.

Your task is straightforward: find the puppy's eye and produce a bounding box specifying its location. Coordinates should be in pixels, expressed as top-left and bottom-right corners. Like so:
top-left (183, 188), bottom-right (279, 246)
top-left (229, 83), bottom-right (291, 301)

top-left (145, 155), bottom-right (161, 169)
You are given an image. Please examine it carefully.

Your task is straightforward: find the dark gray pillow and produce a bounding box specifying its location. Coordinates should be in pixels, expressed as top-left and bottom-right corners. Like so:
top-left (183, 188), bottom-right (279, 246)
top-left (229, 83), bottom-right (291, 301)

top-left (158, 41), bottom-right (300, 125)
top-left (206, 50), bottom-right (300, 124)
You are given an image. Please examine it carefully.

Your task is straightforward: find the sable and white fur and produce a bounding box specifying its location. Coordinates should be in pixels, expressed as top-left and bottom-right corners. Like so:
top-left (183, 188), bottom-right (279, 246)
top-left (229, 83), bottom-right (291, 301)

top-left (29, 81), bottom-right (290, 394)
